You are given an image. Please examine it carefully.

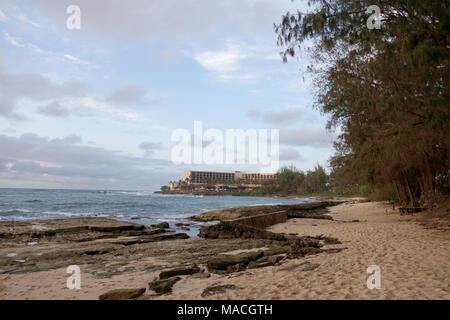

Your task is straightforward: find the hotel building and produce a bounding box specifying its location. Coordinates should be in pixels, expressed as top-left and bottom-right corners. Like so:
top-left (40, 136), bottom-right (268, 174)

top-left (182, 171), bottom-right (276, 185)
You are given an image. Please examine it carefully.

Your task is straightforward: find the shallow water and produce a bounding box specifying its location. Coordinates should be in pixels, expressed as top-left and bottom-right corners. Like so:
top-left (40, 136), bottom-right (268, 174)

top-left (0, 188), bottom-right (312, 236)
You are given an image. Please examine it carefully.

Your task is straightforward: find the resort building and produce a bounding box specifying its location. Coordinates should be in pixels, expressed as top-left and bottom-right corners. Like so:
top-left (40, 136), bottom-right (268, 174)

top-left (182, 170), bottom-right (276, 185)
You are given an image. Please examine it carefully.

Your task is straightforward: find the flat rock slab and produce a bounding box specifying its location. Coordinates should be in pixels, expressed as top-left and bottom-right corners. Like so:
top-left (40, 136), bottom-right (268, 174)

top-left (0, 218), bottom-right (145, 239)
top-left (206, 251), bottom-right (264, 272)
top-left (191, 272), bottom-right (211, 279)
top-left (192, 201), bottom-right (342, 222)
top-left (159, 264), bottom-right (200, 279)
top-left (149, 277), bottom-right (181, 294)
top-left (99, 288), bottom-right (146, 300)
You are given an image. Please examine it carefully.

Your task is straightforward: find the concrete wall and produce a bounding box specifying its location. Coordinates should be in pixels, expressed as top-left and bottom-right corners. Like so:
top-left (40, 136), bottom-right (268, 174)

top-left (230, 210), bottom-right (287, 229)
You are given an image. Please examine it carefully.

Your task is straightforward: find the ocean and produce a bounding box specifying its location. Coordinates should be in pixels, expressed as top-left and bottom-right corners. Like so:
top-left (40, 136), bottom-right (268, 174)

top-left (0, 188), bottom-right (312, 237)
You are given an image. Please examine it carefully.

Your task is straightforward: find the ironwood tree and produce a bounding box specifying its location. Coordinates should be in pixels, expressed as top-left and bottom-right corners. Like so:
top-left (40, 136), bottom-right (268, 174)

top-left (275, 0), bottom-right (450, 205)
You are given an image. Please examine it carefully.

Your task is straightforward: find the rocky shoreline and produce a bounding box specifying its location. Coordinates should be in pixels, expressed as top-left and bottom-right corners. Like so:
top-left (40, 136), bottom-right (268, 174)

top-left (191, 201), bottom-right (343, 222)
top-left (0, 201), bottom-right (347, 299)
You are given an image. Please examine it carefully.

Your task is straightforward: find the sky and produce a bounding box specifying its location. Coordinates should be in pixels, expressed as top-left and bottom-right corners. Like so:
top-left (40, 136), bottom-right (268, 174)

top-left (0, 0), bottom-right (336, 191)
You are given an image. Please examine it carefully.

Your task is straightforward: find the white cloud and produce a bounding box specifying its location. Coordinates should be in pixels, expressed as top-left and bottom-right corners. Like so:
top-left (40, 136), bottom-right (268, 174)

top-left (62, 54), bottom-right (93, 66)
top-left (2, 31), bottom-right (96, 68)
top-left (0, 10), bottom-right (7, 22)
top-left (195, 42), bottom-right (251, 80)
top-left (16, 10), bottom-right (41, 28)
top-left (3, 32), bottom-right (24, 47)
top-left (62, 96), bottom-right (141, 122)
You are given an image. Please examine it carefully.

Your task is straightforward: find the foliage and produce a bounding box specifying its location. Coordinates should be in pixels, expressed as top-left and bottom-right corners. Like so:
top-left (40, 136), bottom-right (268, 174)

top-left (275, 0), bottom-right (450, 205)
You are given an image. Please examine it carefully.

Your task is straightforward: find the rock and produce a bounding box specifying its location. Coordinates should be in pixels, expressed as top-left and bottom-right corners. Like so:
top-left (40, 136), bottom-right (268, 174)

top-left (291, 237), bottom-right (321, 250)
top-left (159, 264), bottom-right (200, 279)
top-left (267, 255), bottom-right (283, 264)
top-left (192, 201), bottom-right (341, 222)
top-left (99, 288), bottom-right (146, 300)
top-left (149, 277), bottom-right (181, 294)
top-left (112, 232), bottom-right (189, 245)
top-left (199, 221), bottom-right (286, 241)
top-left (248, 261), bottom-right (273, 269)
top-left (191, 272), bottom-right (211, 279)
top-left (201, 284), bottom-right (238, 297)
top-left (263, 247), bottom-right (289, 257)
top-left (323, 237), bottom-right (341, 245)
top-left (206, 251), bottom-right (263, 271)
top-left (152, 222), bottom-right (170, 229)
top-left (175, 223), bottom-right (191, 227)
top-left (226, 263), bottom-right (246, 273)
top-left (323, 248), bottom-right (346, 254)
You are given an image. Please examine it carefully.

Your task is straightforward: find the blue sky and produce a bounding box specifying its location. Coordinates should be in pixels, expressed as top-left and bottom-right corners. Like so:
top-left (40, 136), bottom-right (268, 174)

top-left (0, 0), bottom-right (336, 190)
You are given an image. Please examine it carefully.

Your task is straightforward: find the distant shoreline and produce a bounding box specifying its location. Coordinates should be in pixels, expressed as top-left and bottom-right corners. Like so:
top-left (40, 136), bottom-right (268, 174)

top-left (154, 190), bottom-right (364, 202)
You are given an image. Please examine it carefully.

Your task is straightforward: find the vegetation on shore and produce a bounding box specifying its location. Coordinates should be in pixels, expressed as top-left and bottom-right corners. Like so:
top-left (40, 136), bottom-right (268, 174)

top-left (274, 0), bottom-right (449, 207)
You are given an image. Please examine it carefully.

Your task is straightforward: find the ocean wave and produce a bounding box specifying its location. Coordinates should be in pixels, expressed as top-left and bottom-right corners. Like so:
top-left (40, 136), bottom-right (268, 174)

top-left (0, 208), bottom-right (32, 216)
top-left (42, 211), bottom-right (108, 218)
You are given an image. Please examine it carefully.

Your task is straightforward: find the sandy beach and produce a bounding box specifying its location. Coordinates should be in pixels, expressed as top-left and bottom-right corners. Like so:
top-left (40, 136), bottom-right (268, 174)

top-left (0, 201), bottom-right (449, 300)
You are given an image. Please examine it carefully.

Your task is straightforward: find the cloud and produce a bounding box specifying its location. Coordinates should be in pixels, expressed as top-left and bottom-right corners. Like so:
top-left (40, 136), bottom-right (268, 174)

top-left (246, 108), bottom-right (302, 125)
top-left (107, 85), bottom-right (148, 105)
top-left (15, 8), bottom-right (42, 28)
top-left (280, 127), bottom-right (335, 148)
top-left (195, 42), bottom-right (251, 80)
top-left (0, 132), bottom-right (172, 189)
top-left (0, 65), bottom-right (90, 119)
top-left (22, 0), bottom-right (298, 43)
top-left (280, 148), bottom-right (304, 161)
top-left (37, 101), bottom-right (71, 117)
top-left (139, 141), bottom-right (164, 156)
top-left (0, 63), bottom-right (145, 121)
top-left (3, 31), bottom-right (95, 67)
top-left (3, 32), bottom-right (24, 47)
top-left (139, 141), bottom-right (164, 150)
top-left (0, 10), bottom-right (7, 22)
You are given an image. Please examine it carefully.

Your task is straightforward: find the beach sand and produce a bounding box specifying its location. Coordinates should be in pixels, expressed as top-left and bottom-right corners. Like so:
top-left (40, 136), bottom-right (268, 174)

top-left (1, 201), bottom-right (449, 300)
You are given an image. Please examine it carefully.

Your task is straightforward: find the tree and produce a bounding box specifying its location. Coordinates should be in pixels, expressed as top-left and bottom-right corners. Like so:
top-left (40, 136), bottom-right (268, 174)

top-left (275, 0), bottom-right (450, 205)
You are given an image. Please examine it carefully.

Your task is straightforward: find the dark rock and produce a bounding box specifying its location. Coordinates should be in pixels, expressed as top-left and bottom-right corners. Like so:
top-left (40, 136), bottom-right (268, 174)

top-left (149, 277), bottom-right (181, 294)
top-left (99, 288), bottom-right (146, 300)
top-left (175, 223), bottom-right (191, 227)
top-left (226, 263), bottom-right (246, 273)
top-left (201, 284), bottom-right (238, 297)
top-left (323, 248), bottom-right (346, 254)
top-left (199, 221), bottom-right (286, 241)
top-left (263, 247), bottom-right (289, 257)
top-left (290, 237), bottom-right (321, 250)
top-left (112, 232), bottom-right (189, 245)
top-left (152, 222), bottom-right (170, 229)
top-left (159, 264), bottom-right (200, 279)
top-left (191, 272), bottom-right (211, 279)
top-left (206, 251), bottom-right (263, 271)
top-left (248, 261), bottom-right (273, 269)
top-left (267, 255), bottom-right (283, 264)
top-left (323, 237), bottom-right (341, 245)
